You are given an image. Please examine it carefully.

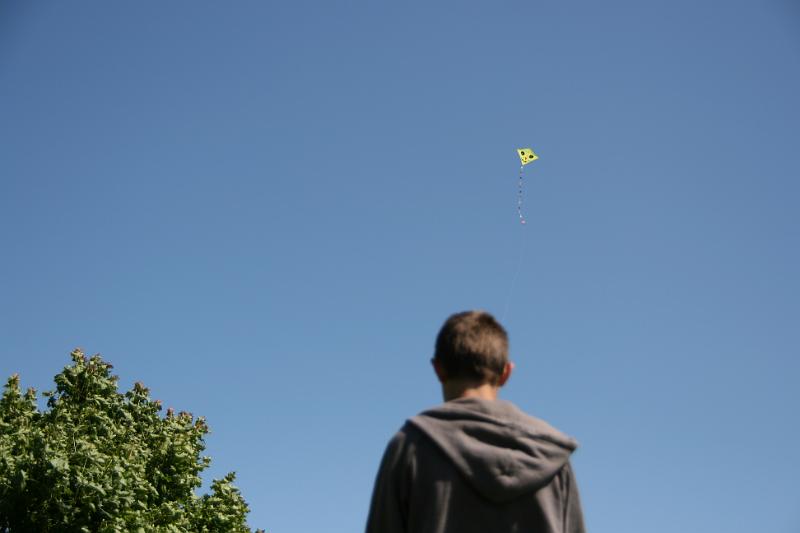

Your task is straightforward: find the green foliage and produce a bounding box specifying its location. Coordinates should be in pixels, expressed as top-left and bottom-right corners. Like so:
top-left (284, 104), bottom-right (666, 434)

top-left (0, 350), bottom-right (262, 532)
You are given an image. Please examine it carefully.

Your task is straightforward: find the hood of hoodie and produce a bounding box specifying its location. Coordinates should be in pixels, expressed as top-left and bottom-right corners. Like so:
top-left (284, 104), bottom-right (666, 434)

top-left (408, 397), bottom-right (578, 503)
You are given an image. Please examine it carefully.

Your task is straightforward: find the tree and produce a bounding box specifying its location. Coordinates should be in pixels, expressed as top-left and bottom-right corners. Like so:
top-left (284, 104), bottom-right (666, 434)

top-left (0, 349), bottom-right (262, 532)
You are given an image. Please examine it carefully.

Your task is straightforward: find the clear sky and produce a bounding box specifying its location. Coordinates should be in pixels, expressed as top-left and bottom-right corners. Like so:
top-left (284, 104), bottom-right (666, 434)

top-left (1, 1), bottom-right (798, 531)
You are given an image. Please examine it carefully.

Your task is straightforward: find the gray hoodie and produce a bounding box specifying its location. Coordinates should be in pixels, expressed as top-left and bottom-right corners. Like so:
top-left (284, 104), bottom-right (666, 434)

top-left (366, 397), bottom-right (585, 533)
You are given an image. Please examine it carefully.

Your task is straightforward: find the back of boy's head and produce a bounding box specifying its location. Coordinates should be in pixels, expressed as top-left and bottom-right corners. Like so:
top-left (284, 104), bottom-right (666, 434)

top-left (434, 310), bottom-right (509, 385)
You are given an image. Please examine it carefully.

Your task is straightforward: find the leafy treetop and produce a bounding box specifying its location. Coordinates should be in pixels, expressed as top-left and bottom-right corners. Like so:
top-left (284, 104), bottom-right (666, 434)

top-left (0, 349), bottom-right (262, 533)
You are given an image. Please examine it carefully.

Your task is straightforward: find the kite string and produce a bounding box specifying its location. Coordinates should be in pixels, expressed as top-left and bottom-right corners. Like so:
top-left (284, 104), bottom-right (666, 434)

top-left (501, 211), bottom-right (530, 322)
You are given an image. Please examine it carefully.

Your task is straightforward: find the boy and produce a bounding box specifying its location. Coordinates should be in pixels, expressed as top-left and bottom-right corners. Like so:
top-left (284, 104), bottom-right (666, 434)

top-left (366, 310), bottom-right (585, 533)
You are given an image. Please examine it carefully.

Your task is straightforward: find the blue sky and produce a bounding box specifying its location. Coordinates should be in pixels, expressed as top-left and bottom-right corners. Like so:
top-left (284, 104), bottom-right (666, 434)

top-left (1, 1), bottom-right (798, 531)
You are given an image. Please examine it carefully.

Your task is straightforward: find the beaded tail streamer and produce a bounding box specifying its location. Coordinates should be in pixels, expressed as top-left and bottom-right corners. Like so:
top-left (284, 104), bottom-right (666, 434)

top-left (517, 165), bottom-right (526, 225)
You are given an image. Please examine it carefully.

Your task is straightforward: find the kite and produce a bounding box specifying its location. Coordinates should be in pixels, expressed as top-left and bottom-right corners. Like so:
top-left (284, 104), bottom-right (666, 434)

top-left (515, 148), bottom-right (539, 224)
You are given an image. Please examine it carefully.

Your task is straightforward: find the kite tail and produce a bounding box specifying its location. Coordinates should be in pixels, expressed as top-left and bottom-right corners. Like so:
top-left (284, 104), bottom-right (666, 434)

top-left (517, 165), bottom-right (526, 225)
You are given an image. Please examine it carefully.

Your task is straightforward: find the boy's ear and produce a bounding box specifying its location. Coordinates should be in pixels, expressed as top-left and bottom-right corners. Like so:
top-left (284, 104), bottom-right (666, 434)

top-left (498, 362), bottom-right (514, 387)
top-left (431, 358), bottom-right (448, 383)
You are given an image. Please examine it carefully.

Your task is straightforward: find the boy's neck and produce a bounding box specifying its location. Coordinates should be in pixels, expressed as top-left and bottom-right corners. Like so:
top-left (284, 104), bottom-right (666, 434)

top-left (442, 380), bottom-right (499, 402)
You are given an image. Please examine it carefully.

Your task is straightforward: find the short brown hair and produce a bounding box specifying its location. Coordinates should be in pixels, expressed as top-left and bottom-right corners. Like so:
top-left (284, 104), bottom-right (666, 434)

top-left (433, 310), bottom-right (509, 384)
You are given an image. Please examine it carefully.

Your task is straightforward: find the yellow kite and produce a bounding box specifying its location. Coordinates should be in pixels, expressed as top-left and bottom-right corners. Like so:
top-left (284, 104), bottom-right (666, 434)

top-left (517, 148), bottom-right (539, 165)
